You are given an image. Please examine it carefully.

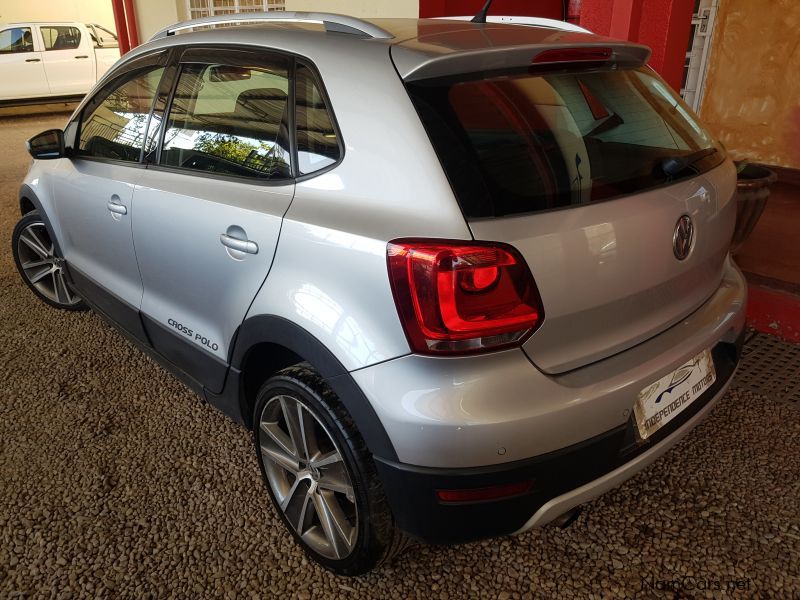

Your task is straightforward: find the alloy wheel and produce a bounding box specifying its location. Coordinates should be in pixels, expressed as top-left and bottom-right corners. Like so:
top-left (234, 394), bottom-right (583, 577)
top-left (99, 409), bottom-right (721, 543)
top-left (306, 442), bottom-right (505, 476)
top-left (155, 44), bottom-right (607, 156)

top-left (258, 394), bottom-right (358, 560)
top-left (16, 222), bottom-right (80, 307)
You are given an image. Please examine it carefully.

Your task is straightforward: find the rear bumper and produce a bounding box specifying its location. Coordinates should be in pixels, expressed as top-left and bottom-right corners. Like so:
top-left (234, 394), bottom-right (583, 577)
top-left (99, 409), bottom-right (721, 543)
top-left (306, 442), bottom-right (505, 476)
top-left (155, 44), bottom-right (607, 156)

top-left (356, 258), bottom-right (747, 544)
top-left (374, 334), bottom-right (742, 544)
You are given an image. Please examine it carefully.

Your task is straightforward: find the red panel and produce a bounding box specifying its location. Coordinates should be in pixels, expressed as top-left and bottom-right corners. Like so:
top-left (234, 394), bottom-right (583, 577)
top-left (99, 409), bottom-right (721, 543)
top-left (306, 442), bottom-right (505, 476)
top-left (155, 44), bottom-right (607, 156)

top-left (577, 0), bottom-right (694, 91)
top-left (747, 286), bottom-right (800, 343)
top-left (420, 0), bottom-right (563, 20)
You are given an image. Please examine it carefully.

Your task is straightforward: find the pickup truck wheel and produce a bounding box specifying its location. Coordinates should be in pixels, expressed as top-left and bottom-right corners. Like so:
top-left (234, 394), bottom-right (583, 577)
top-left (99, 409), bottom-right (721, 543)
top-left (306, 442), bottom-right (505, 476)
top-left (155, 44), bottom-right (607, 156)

top-left (12, 212), bottom-right (86, 311)
top-left (253, 364), bottom-right (408, 576)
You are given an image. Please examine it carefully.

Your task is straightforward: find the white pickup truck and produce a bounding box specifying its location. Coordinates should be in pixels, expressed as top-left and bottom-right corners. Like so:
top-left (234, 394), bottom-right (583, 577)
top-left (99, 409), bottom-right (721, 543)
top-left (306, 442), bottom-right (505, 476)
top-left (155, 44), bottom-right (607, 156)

top-left (0, 22), bottom-right (119, 103)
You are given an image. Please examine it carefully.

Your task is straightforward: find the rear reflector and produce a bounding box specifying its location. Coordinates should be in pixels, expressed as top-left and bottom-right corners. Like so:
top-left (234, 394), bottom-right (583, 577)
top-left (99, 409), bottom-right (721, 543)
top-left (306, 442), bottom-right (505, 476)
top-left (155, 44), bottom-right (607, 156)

top-left (387, 239), bottom-right (543, 355)
top-left (532, 47), bottom-right (613, 64)
top-left (436, 481), bottom-right (533, 503)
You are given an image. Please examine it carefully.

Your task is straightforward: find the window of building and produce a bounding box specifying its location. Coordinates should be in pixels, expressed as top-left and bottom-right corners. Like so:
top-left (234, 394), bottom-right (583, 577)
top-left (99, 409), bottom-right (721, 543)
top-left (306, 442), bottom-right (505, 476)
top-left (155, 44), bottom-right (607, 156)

top-left (186, 0), bottom-right (285, 19)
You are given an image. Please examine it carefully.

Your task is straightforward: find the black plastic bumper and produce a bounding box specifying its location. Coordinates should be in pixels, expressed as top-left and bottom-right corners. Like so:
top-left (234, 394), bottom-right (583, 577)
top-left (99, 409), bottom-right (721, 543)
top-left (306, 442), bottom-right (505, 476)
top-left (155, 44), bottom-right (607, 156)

top-left (374, 334), bottom-right (743, 545)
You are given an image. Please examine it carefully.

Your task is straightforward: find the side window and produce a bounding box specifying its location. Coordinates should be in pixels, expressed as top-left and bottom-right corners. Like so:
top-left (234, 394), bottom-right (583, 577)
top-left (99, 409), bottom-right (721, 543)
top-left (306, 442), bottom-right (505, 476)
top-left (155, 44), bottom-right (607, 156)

top-left (295, 63), bottom-right (340, 175)
top-left (160, 57), bottom-right (292, 180)
top-left (78, 67), bottom-right (165, 162)
top-left (40, 26), bottom-right (81, 51)
top-left (0, 28), bottom-right (34, 54)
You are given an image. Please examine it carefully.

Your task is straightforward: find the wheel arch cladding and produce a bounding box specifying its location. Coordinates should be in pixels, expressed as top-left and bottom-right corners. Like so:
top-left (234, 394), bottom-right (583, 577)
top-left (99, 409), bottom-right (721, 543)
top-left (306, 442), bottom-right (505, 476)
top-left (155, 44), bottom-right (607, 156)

top-left (232, 315), bottom-right (398, 462)
top-left (18, 184), bottom-right (63, 256)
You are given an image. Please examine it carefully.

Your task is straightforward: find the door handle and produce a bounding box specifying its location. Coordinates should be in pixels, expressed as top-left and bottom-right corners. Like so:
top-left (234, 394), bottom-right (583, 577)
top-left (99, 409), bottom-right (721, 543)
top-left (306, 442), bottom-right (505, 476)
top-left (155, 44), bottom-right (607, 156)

top-left (74, 55), bottom-right (89, 59)
top-left (25, 58), bottom-right (41, 63)
top-left (220, 233), bottom-right (258, 255)
top-left (107, 201), bottom-right (127, 215)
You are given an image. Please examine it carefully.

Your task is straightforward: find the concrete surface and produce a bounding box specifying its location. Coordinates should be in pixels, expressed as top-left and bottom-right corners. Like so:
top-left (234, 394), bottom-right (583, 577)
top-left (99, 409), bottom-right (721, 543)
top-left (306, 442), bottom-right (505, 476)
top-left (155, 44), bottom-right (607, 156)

top-left (1, 114), bottom-right (799, 598)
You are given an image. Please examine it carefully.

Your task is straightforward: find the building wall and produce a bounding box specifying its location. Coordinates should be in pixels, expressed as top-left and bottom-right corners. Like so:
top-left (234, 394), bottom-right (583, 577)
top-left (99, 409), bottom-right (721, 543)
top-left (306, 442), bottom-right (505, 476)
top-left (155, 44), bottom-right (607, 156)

top-left (699, 0), bottom-right (800, 169)
top-left (0, 0), bottom-right (115, 29)
top-left (284, 0), bottom-right (418, 18)
top-left (419, 0), bottom-right (562, 20)
top-left (134, 0), bottom-right (186, 41)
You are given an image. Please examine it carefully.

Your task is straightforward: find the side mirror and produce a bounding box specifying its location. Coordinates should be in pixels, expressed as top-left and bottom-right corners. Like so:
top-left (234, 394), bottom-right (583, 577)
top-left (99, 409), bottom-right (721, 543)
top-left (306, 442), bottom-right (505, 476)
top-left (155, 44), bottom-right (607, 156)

top-left (27, 129), bottom-right (65, 160)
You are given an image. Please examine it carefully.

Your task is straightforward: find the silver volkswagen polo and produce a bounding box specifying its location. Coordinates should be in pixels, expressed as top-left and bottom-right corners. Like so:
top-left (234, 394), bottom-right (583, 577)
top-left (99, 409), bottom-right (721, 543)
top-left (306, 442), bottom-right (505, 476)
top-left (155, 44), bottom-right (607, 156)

top-left (12, 12), bottom-right (746, 575)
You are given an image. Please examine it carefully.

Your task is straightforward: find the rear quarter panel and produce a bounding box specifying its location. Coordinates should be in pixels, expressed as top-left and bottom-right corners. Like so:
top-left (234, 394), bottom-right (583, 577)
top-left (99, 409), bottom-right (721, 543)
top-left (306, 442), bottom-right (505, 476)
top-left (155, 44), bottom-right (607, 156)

top-left (245, 36), bottom-right (472, 371)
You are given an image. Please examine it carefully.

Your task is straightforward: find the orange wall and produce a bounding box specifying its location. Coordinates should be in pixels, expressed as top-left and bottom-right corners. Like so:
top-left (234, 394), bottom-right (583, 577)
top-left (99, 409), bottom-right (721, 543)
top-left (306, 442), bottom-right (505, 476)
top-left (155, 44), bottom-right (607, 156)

top-left (699, 0), bottom-right (800, 169)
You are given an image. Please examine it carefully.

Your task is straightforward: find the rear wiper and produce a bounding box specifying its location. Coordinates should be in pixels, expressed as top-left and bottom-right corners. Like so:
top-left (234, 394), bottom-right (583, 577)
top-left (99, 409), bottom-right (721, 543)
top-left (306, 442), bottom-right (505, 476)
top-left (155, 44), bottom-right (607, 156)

top-left (661, 147), bottom-right (718, 177)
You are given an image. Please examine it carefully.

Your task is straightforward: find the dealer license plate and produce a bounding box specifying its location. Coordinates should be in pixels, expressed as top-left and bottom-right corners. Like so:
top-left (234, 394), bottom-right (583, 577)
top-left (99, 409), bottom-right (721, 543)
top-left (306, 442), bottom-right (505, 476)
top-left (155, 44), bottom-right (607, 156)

top-left (634, 349), bottom-right (716, 440)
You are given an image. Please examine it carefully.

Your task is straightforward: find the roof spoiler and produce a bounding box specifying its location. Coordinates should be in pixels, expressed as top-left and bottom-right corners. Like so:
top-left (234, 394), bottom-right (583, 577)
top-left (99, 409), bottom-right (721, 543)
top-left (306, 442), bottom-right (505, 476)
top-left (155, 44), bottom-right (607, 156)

top-left (395, 42), bottom-right (652, 82)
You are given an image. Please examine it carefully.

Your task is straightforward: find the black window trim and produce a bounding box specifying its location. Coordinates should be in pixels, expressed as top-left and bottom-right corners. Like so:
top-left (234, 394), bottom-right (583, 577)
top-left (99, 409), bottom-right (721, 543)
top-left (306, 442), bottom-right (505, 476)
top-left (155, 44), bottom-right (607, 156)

top-left (71, 49), bottom-right (172, 169)
top-left (147, 43), bottom-right (345, 187)
top-left (67, 43), bottom-right (345, 186)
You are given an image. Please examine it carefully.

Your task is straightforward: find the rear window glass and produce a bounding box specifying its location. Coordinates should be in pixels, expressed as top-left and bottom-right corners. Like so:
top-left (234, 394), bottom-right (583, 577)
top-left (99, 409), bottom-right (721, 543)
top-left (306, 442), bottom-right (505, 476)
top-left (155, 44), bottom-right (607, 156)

top-left (40, 26), bottom-right (81, 51)
top-left (407, 67), bottom-right (723, 218)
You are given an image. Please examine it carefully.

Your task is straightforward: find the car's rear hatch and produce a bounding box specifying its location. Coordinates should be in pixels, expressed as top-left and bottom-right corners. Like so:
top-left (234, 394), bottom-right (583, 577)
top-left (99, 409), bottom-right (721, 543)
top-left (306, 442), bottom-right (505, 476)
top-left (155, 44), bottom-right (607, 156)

top-left (395, 23), bottom-right (737, 373)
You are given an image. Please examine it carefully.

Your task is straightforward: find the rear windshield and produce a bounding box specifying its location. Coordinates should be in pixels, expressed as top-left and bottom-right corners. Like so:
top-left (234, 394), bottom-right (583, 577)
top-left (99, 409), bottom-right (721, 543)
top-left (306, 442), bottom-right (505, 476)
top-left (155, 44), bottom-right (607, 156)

top-left (407, 66), bottom-right (723, 218)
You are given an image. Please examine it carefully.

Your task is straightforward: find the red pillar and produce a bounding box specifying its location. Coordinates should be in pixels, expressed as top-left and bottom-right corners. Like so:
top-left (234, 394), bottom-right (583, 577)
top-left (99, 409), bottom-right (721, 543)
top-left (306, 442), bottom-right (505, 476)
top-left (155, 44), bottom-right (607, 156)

top-left (577, 0), bottom-right (694, 92)
top-left (122, 0), bottom-right (140, 48)
top-left (111, 0), bottom-right (130, 55)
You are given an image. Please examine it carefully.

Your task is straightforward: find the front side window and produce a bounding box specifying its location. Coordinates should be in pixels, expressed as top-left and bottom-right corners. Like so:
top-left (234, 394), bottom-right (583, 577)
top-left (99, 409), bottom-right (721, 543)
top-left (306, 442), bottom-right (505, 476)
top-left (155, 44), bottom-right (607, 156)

top-left (78, 67), bottom-right (165, 162)
top-left (295, 63), bottom-right (340, 175)
top-left (408, 66), bottom-right (722, 218)
top-left (40, 26), bottom-right (81, 51)
top-left (0, 28), bottom-right (34, 54)
top-left (160, 58), bottom-right (291, 180)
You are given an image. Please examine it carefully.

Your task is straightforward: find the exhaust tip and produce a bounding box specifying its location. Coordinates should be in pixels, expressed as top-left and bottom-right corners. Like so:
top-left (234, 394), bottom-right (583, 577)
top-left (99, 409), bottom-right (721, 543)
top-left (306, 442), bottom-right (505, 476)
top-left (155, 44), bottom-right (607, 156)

top-left (552, 506), bottom-right (583, 529)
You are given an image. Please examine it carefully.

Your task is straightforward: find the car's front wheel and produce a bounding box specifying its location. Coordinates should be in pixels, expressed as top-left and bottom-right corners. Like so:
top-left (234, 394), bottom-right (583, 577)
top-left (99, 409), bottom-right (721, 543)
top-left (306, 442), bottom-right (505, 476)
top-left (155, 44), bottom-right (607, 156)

top-left (12, 211), bottom-right (86, 311)
top-left (253, 364), bottom-right (407, 575)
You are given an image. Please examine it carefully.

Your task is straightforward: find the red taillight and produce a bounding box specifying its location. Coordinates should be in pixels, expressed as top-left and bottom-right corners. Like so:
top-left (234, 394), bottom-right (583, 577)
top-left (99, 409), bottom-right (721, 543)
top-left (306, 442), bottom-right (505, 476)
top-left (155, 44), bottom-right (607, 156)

top-left (436, 481), bottom-right (533, 503)
top-left (532, 47), bottom-right (613, 65)
top-left (387, 239), bottom-right (543, 355)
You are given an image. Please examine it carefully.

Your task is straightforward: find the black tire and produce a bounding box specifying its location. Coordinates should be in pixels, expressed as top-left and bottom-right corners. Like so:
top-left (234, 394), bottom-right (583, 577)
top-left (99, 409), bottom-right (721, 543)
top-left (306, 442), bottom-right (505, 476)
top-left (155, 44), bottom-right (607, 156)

top-left (252, 364), bottom-right (408, 575)
top-left (12, 211), bottom-right (87, 311)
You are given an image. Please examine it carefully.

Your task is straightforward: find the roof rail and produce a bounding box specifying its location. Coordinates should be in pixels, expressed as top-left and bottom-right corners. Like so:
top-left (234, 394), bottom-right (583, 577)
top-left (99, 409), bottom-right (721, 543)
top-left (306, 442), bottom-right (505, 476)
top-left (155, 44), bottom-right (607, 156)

top-left (149, 11), bottom-right (394, 42)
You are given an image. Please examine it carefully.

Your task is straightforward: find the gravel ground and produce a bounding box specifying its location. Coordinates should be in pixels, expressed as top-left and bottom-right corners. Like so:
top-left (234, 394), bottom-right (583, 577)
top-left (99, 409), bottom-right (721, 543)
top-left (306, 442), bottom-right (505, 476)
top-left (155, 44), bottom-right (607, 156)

top-left (1, 114), bottom-right (799, 599)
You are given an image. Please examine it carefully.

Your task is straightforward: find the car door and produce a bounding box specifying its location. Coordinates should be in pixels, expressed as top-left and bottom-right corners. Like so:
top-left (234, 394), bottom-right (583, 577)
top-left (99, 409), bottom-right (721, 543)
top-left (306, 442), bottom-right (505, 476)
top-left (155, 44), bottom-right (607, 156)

top-left (131, 47), bottom-right (295, 393)
top-left (37, 25), bottom-right (94, 95)
top-left (53, 51), bottom-right (170, 341)
top-left (0, 26), bottom-right (49, 100)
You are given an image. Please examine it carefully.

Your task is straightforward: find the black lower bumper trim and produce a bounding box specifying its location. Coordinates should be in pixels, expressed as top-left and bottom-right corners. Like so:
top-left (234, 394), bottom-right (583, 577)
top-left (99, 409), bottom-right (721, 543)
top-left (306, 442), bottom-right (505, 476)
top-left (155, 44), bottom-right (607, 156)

top-left (375, 335), bottom-right (742, 545)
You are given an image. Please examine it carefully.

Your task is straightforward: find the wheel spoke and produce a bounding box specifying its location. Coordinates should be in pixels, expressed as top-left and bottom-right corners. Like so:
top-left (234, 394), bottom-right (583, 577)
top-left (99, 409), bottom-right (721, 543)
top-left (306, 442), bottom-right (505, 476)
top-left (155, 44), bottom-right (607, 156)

top-left (316, 459), bottom-right (353, 498)
top-left (311, 451), bottom-right (342, 469)
top-left (281, 397), bottom-right (312, 460)
top-left (260, 442), bottom-right (300, 474)
top-left (295, 489), bottom-right (314, 533)
top-left (259, 419), bottom-right (295, 459)
top-left (54, 271), bottom-right (72, 304)
top-left (312, 489), bottom-right (354, 557)
top-left (279, 477), bottom-right (304, 511)
top-left (19, 231), bottom-right (51, 259)
top-left (21, 258), bottom-right (50, 271)
top-left (27, 265), bottom-right (53, 284)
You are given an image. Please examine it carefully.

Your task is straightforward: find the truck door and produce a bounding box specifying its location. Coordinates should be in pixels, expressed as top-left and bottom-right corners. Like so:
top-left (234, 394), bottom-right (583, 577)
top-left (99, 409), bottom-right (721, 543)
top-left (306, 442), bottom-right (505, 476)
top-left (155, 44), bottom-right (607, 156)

top-left (38, 24), bottom-right (94, 95)
top-left (0, 26), bottom-right (49, 100)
